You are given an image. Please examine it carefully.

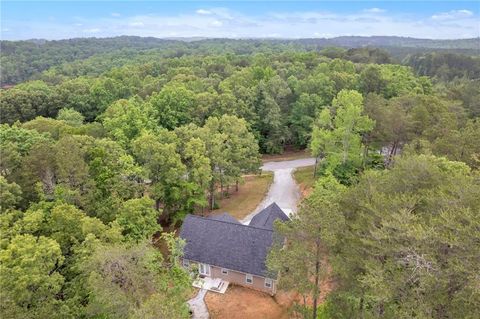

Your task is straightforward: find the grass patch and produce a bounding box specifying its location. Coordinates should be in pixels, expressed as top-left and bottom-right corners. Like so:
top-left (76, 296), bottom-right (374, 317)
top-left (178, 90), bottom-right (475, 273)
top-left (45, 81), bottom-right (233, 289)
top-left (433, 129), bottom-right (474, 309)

top-left (210, 173), bottom-right (273, 220)
top-left (293, 165), bottom-right (316, 193)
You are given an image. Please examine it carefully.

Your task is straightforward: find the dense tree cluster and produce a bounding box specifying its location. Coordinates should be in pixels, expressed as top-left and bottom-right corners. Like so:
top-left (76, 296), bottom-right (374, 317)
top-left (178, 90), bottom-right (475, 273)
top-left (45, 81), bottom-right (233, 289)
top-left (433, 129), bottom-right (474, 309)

top-left (1, 37), bottom-right (479, 318)
top-left (1, 110), bottom-right (259, 317)
top-left (258, 45), bottom-right (479, 319)
top-left (2, 36), bottom-right (477, 85)
top-left (2, 48), bottom-right (436, 154)
top-left (404, 52), bottom-right (480, 81)
top-left (271, 156), bottom-right (480, 318)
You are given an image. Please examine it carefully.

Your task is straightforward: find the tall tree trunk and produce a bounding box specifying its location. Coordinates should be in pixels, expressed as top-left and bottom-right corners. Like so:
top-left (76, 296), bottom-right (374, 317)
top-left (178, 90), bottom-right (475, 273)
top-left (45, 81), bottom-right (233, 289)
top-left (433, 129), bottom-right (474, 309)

top-left (359, 295), bottom-right (364, 319)
top-left (312, 241), bottom-right (321, 319)
top-left (236, 180), bottom-right (239, 192)
top-left (302, 295), bottom-right (308, 319)
top-left (362, 143), bottom-right (369, 169)
top-left (220, 170), bottom-right (224, 199)
top-left (209, 182), bottom-right (215, 210)
top-left (313, 156), bottom-right (319, 178)
top-left (386, 141), bottom-right (398, 167)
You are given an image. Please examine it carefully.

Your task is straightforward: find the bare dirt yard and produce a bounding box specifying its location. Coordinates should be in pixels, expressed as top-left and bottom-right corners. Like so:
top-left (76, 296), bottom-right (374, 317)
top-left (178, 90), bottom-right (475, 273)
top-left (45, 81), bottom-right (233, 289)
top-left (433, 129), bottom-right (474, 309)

top-left (205, 285), bottom-right (289, 319)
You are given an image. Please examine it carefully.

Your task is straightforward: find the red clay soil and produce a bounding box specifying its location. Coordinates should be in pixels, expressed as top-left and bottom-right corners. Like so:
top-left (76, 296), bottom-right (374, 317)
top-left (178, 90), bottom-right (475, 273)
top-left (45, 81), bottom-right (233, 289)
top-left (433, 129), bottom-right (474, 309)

top-left (205, 285), bottom-right (289, 319)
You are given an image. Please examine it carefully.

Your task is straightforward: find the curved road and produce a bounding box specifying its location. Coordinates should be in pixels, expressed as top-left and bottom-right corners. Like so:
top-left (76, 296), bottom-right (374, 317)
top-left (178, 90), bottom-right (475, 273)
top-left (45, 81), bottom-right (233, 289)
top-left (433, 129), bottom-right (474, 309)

top-left (241, 157), bottom-right (315, 224)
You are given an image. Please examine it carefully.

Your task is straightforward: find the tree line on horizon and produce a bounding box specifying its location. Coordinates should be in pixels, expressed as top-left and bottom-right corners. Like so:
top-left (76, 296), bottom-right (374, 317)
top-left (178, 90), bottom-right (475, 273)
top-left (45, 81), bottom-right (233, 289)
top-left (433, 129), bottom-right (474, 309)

top-left (1, 36), bottom-right (479, 85)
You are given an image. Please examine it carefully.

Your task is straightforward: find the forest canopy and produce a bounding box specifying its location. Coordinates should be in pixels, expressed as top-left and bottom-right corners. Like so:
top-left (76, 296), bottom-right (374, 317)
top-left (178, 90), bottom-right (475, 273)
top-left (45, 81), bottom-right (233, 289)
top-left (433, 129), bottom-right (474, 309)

top-left (1, 36), bottom-right (479, 319)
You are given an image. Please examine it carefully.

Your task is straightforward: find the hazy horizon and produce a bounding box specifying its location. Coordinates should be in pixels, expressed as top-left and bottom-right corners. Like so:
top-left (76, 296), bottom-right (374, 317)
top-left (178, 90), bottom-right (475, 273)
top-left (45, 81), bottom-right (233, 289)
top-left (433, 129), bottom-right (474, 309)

top-left (4, 35), bottom-right (480, 42)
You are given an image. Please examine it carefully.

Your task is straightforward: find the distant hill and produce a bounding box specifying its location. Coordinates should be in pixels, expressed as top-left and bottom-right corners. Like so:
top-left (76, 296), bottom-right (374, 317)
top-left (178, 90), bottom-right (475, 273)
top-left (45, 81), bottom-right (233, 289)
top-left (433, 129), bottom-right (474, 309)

top-left (300, 36), bottom-right (479, 49)
top-left (1, 36), bottom-right (478, 85)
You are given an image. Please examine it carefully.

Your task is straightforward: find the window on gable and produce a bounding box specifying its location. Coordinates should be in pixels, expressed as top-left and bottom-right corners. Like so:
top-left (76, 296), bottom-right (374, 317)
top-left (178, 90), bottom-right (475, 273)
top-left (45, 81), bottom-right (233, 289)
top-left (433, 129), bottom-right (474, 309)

top-left (221, 268), bottom-right (228, 275)
top-left (246, 274), bottom-right (253, 284)
top-left (265, 278), bottom-right (273, 288)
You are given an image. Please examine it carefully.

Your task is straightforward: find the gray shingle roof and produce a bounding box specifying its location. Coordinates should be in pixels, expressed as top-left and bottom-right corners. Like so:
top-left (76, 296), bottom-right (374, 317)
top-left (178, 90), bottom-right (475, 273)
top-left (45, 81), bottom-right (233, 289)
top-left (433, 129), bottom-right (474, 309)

top-left (208, 213), bottom-right (241, 224)
top-left (249, 203), bottom-right (289, 230)
top-left (179, 210), bottom-right (286, 278)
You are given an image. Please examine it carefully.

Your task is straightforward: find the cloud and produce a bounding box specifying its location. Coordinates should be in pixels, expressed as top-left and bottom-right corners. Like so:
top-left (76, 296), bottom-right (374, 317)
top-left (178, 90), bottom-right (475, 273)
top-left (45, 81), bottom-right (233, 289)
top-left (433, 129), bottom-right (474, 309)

top-left (83, 28), bottom-right (100, 33)
top-left (2, 7), bottom-right (478, 40)
top-left (210, 20), bottom-right (223, 27)
top-left (431, 9), bottom-right (473, 20)
top-left (196, 9), bottom-right (212, 15)
top-left (111, 13), bottom-right (121, 17)
top-left (363, 8), bottom-right (386, 14)
top-left (129, 22), bottom-right (144, 27)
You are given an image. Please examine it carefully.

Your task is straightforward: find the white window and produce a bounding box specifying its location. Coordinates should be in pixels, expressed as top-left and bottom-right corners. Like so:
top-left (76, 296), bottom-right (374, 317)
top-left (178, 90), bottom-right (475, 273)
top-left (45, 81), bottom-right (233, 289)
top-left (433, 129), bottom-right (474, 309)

top-left (265, 278), bottom-right (273, 288)
top-left (245, 274), bottom-right (253, 284)
top-left (182, 259), bottom-right (189, 268)
top-left (221, 268), bottom-right (228, 275)
top-left (199, 263), bottom-right (210, 276)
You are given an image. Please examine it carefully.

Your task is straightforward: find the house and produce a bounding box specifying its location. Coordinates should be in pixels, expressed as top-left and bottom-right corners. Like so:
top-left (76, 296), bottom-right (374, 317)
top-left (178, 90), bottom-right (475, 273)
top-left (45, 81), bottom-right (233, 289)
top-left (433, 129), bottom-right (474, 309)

top-left (179, 202), bottom-right (289, 294)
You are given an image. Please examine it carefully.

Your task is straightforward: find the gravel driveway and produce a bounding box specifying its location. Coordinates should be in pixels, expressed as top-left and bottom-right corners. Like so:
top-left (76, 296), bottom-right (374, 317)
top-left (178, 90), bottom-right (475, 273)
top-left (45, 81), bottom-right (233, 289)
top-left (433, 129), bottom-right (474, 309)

top-left (241, 157), bottom-right (315, 224)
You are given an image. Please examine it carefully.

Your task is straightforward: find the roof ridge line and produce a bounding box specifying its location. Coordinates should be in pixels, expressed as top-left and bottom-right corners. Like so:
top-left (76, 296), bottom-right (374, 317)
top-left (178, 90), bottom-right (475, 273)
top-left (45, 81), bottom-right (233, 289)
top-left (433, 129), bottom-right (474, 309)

top-left (186, 214), bottom-right (274, 232)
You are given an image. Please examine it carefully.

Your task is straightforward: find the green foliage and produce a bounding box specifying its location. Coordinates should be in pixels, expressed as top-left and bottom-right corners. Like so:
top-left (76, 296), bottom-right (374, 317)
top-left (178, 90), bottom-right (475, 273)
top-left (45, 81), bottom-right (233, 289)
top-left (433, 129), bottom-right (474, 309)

top-left (81, 241), bottom-right (191, 319)
top-left (133, 130), bottom-right (190, 219)
top-left (289, 93), bottom-right (326, 148)
top-left (57, 108), bottom-right (85, 126)
top-left (116, 197), bottom-right (160, 243)
top-left (325, 155), bottom-right (480, 318)
top-left (0, 177), bottom-right (22, 213)
top-left (311, 89), bottom-right (374, 175)
top-left (1, 38), bottom-right (479, 319)
top-left (102, 97), bottom-right (155, 148)
top-left (0, 234), bottom-right (65, 316)
top-left (404, 52), bottom-right (480, 81)
top-left (0, 81), bottom-right (58, 124)
top-left (379, 64), bottom-right (432, 98)
top-left (344, 47), bottom-right (395, 64)
top-left (149, 84), bottom-right (195, 130)
top-left (268, 174), bottom-right (346, 319)
top-left (358, 65), bottom-right (387, 95)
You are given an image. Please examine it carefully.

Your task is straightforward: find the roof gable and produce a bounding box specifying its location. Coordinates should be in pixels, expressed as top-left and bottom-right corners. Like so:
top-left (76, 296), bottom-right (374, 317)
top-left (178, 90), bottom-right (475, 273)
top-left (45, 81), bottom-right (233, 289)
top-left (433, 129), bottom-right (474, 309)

top-left (248, 203), bottom-right (289, 230)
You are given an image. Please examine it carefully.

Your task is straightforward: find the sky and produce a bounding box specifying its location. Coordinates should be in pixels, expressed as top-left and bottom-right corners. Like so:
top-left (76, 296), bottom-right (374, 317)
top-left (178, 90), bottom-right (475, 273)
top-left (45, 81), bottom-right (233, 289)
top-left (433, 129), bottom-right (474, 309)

top-left (1, 1), bottom-right (479, 40)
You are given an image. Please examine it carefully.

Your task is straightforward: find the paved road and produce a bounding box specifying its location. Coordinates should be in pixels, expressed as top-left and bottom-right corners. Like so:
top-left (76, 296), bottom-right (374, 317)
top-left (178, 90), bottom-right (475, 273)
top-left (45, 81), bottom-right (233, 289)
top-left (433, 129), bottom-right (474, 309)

top-left (241, 157), bottom-right (316, 224)
top-left (188, 289), bottom-right (209, 319)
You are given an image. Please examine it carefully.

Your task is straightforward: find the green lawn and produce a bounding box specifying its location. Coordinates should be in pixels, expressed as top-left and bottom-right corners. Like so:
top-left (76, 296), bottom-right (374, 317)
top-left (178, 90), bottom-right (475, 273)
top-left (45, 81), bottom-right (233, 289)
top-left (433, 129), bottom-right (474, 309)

top-left (210, 173), bottom-right (273, 220)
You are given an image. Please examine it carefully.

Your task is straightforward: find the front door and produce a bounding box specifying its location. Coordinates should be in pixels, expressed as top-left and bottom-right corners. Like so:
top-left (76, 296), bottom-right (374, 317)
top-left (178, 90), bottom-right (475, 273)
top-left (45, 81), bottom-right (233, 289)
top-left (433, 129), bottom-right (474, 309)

top-left (199, 263), bottom-right (210, 276)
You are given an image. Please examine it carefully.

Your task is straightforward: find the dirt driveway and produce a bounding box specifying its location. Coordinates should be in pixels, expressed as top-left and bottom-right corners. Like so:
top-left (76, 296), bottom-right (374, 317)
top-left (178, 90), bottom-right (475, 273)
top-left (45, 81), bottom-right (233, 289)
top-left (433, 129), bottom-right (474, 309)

top-left (241, 157), bottom-right (315, 224)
